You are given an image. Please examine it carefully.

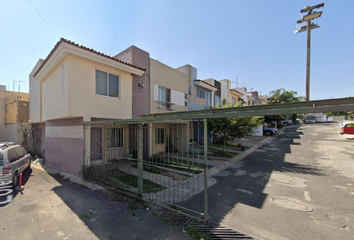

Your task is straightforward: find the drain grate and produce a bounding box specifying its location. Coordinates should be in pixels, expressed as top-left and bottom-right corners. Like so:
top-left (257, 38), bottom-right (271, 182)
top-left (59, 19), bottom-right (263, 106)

top-left (160, 212), bottom-right (255, 240)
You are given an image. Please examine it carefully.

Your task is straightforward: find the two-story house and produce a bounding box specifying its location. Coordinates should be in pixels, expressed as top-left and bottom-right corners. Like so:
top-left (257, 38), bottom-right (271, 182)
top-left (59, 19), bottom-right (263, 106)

top-left (29, 38), bottom-right (145, 176)
top-left (115, 46), bottom-right (189, 157)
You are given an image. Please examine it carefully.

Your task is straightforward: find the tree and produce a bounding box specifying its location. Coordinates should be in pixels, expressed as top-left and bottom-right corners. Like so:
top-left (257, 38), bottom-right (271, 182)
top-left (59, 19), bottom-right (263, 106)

top-left (268, 88), bottom-right (303, 122)
top-left (268, 88), bottom-right (301, 103)
top-left (208, 101), bottom-right (263, 152)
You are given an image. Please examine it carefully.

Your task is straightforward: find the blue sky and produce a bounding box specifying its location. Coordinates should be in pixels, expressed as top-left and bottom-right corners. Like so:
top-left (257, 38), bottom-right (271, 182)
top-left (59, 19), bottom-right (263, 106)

top-left (1, 0), bottom-right (353, 100)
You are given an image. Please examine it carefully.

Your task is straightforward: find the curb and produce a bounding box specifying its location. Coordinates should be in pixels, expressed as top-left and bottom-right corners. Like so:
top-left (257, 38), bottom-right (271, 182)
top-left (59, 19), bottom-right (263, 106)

top-left (31, 161), bottom-right (107, 192)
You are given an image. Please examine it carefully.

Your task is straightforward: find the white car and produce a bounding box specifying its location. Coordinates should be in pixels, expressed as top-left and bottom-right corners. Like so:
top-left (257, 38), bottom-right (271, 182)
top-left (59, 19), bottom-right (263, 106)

top-left (305, 115), bottom-right (317, 123)
top-left (0, 144), bottom-right (31, 188)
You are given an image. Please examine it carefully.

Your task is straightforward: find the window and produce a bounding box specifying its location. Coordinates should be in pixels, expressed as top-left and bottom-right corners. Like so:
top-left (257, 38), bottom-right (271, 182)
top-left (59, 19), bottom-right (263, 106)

top-left (96, 70), bottom-right (120, 98)
top-left (205, 92), bottom-right (211, 106)
top-left (232, 97), bottom-right (236, 104)
top-left (108, 128), bottom-right (123, 148)
top-left (7, 149), bottom-right (18, 163)
top-left (14, 146), bottom-right (26, 159)
top-left (158, 86), bottom-right (171, 109)
top-left (155, 128), bottom-right (165, 144)
top-left (215, 96), bottom-right (221, 106)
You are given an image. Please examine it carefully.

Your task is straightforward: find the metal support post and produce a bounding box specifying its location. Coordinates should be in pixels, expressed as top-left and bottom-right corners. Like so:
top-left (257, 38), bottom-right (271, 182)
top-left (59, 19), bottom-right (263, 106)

top-left (306, 20), bottom-right (311, 101)
top-left (203, 119), bottom-right (208, 222)
top-left (137, 124), bottom-right (144, 195)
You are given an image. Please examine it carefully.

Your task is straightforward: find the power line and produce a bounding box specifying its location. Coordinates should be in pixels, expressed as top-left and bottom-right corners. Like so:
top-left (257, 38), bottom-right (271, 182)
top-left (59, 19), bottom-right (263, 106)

top-left (229, 0), bottom-right (276, 74)
top-left (27, 0), bottom-right (60, 38)
top-left (102, 0), bottom-right (121, 50)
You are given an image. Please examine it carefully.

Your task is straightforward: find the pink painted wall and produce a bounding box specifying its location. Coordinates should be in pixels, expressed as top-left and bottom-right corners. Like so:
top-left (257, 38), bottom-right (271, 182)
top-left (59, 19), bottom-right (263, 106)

top-left (45, 118), bottom-right (83, 176)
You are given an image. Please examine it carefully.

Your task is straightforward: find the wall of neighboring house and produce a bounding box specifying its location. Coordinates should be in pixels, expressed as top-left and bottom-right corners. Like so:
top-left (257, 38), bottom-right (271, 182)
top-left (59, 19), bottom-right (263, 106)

top-left (115, 46), bottom-right (150, 119)
top-left (218, 80), bottom-right (229, 104)
top-left (235, 87), bottom-right (248, 105)
top-left (0, 88), bottom-right (29, 142)
top-left (115, 46), bottom-right (150, 161)
top-left (150, 59), bottom-right (188, 114)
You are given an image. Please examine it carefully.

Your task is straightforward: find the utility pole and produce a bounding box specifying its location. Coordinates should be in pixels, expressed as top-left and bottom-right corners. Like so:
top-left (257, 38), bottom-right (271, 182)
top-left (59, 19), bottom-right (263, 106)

top-left (295, 3), bottom-right (324, 101)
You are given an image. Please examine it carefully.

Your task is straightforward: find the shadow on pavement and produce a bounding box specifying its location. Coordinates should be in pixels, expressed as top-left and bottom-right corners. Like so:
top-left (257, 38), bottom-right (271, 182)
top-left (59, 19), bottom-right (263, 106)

top-left (178, 124), bottom-right (324, 222)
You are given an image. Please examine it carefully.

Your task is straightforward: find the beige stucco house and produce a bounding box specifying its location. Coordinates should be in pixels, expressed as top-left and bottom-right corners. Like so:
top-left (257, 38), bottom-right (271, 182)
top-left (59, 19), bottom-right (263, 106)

top-left (29, 38), bottom-right (145, 176)
top-left (0, 86), bottom-right (29, 144)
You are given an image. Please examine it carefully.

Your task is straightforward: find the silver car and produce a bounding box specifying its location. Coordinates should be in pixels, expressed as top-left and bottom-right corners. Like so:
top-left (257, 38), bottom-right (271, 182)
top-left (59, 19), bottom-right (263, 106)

top-left (0, 144), bottom-right (31, 188)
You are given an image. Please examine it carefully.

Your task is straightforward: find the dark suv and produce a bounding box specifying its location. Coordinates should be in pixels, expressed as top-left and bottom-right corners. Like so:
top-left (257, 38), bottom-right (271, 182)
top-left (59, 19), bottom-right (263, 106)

top-left (0, 144), bottom-right (31, 188)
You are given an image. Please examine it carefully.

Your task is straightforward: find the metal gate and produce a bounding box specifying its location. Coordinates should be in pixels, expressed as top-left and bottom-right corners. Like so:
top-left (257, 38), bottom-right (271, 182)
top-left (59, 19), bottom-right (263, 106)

top-left (83, 119), bottom-right (209, 221)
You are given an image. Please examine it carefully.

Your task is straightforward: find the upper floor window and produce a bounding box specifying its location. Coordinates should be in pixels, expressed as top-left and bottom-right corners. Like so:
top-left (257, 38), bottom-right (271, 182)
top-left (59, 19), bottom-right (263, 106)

top-left (205, 92), bottom-right (211, 106)
top-left (158, 86), bottom-right (171, 109)
top-left (96, 70), bottom-right (120, 98)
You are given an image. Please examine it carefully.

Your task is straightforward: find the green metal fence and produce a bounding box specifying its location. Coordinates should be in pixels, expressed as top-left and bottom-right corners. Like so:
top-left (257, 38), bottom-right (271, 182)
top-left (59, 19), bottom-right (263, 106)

top-left (83, 119), bottom-right (209, 221)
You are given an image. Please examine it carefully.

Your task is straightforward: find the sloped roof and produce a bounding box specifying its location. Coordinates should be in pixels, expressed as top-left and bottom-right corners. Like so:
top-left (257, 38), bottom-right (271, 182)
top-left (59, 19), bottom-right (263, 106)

top-left (33, 38), bottom-right (145, 77)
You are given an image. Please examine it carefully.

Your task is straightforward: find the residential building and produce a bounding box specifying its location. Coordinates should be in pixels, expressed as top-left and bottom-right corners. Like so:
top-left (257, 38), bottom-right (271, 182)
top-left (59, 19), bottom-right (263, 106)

top-left (219, 79), bottom-right (243, 105)
top-left (176, 65), bottom-right (216, 110)
top-left (234, 87), bottom-right (248, 105)
top-left (203, 78), bottom-right (227, 107)
top-left (29, 38), bottom-right (145, 177)
top-left (176, 65), bottom-right (217, 142)
top-left (0, 85), bottom-right (29, 144)
top-left (258, 95), bottom-right (268, 105)
top-left (248, 91), bottom-right (259, 105)
top-left (116, 46), bottom-right (189, 156)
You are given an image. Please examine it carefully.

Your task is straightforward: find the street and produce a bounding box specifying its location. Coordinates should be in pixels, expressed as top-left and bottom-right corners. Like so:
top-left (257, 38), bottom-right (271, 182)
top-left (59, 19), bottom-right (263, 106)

top-left (0, 168), bottom-right (189, 240)
top-left (205, 122), bottom-right (354, 240)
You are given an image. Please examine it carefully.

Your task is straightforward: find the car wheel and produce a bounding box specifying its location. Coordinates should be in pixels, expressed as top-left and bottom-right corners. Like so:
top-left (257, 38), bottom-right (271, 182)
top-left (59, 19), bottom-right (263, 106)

top-left (12, 172), bottom-right (18, 188)
top-left (264, 130), bottom-right (273, 137)
top-left (283, 123), bottom-right (288, 126)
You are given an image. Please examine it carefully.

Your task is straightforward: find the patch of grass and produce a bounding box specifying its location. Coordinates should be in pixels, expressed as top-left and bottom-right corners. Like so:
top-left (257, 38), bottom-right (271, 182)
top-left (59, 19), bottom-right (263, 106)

top-left (186, 226), bottom-right (210, 240)
top-left (80, 214), bottom-right (89, 219)
top-left (106, 169), bottom-right (166, 193)
top-left (146, 158), bottom-right (203, 174)
top-left (195, 146), bottom-right (236, 158)
top-left (210, 143), bottom-right (250, 150)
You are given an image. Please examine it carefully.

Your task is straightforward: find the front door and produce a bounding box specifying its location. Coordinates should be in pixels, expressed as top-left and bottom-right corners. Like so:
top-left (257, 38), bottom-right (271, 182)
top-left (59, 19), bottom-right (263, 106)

top-left (90, 128), bottom-right (102, 160)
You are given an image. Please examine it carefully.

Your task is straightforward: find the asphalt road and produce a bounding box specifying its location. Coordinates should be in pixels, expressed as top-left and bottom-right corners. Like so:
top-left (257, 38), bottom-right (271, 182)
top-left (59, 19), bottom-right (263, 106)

top-left (0, 168), bottom-right (190, 240)
top-left (206, 122), bottom-right (354, 240)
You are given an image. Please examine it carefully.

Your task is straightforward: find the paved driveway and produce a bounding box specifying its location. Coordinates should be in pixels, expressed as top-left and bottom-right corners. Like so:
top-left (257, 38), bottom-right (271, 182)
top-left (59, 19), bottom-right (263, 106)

top-left (183, 122), bottom-right (354, 240)
top-left (0, 168), bottom-right (190, 240)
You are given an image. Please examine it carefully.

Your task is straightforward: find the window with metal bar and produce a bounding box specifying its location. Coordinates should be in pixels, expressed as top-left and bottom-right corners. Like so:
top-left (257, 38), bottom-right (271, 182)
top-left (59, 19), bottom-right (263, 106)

top-left (108, 128), bottom-right (123, 148)
top-left (155, 128), bottom-right (165, 144)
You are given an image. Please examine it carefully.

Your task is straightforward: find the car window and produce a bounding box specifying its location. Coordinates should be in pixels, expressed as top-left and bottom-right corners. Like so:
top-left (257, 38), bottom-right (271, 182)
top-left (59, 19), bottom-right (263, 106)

top-left (14, 146), bottom-right (26, 159)
top-left (346, 123), bottom-right (354, 128)
top-left (7, 148), bottom-right (18, 163)
top-left (0, 152), bottom-right (3, 166)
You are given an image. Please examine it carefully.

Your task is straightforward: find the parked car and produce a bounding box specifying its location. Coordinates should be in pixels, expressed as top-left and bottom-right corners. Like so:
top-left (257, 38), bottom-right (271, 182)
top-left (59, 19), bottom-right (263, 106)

top-left (305, 115), bottom-right (317, 123)
top-left (263, 126), bottom-right (279, 136)
top-left (0, 144), bottom-right (31, 188)
top-left (281, 118), bottom-right (293, 126)
top-left (339, 121), bottom-right (354, 138)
